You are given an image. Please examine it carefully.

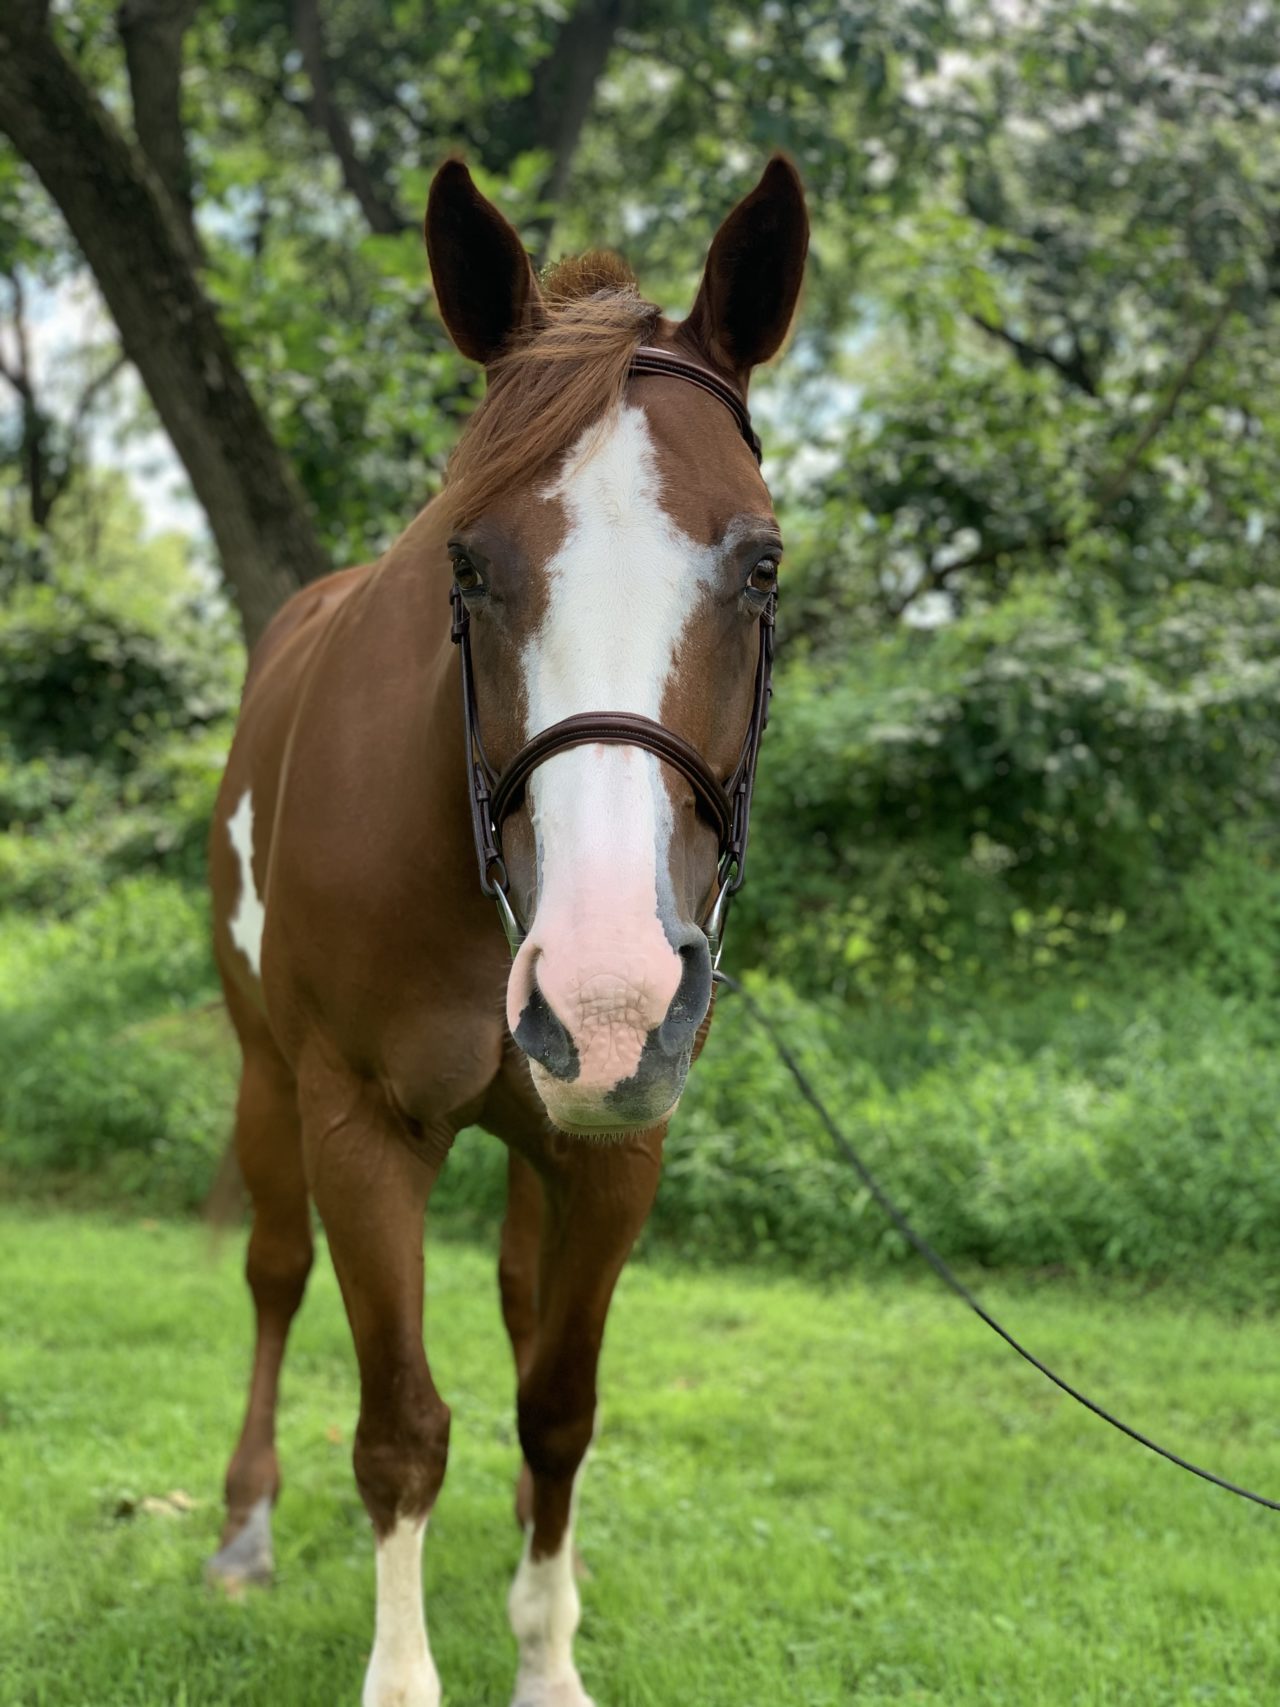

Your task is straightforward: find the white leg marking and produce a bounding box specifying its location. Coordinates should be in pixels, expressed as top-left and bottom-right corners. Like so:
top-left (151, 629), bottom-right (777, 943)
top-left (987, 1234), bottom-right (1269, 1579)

top-left (508, 1454), bottom-right (594, 1707)
top-left (508, 1533), bottom-right (593, 1707)
top-left (206, 1493), bottom-right (274, 1589)
top-left (363, 1517), bottom-right (440, 1707)
top-left (226, 789), bottom-right (265, 976)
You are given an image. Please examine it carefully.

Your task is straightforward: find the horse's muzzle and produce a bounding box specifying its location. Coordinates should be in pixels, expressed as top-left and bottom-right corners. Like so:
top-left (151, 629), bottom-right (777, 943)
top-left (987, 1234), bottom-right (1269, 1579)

top-left (511, 929), bottom-right (712, 1134)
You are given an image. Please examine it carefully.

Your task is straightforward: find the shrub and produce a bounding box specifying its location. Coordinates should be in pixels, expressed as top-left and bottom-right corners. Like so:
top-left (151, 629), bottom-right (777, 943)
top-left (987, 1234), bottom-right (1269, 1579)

top-left (1175, 826), bottom-right (1280, 1003)
top-left (735, 581), bottom-right (1280, 998)
top-left (8, 880), bottom-right (1280, 1295)
top-left (0, 586), bottom-right (237, 771)
top-left (651, 969), bottom-right (1280, 1285)
top-left (0, 878), bottom-right (231, 1211)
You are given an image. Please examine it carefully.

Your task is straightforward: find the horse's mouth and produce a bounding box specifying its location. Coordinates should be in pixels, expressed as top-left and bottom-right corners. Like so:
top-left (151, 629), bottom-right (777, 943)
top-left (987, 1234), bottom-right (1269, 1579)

top-left (548, 1107), bottom-right (678, 1143)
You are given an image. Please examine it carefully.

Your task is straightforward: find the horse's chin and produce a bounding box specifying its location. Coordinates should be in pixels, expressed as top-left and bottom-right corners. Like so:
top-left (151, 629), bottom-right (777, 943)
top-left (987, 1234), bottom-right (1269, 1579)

top-left (549, 1110), bottom-right (678, 1143)
top-left (529, 1061), bottom-right (683, 1140)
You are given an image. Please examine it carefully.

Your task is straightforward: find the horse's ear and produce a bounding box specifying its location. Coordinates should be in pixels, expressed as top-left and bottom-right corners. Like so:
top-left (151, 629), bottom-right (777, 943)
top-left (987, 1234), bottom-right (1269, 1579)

top-left (682, 156), bottom-right (808, 381)
top-left (426, 159), bottom-right (544, 365)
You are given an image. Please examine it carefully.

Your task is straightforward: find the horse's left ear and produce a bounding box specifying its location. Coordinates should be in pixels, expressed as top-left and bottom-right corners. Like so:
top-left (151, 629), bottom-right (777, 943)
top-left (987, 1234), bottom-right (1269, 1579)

top-left (682, 156), bottom-right (809, 381)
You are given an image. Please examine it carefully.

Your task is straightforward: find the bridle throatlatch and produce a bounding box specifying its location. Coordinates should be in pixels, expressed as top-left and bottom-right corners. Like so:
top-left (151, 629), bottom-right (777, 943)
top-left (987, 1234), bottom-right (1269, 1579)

top-left (450, 344), bottom-right (774, 965)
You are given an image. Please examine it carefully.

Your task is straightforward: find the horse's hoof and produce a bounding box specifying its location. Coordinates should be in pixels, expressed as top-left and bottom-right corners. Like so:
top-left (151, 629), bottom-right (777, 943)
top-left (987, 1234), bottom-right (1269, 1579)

top-left (205, 1495), bottom-right (274, 1593)
top-left (512, 1677), bottom-right (596, 1707)
top-left (362, 1655), bottom-right (442, 1707)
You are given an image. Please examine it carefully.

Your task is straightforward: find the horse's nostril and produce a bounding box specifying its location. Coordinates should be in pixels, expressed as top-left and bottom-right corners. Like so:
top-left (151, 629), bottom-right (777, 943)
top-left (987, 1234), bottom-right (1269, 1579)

top-left (513, 978), bottom-right (580, 1082)
top-left (658, 935), bottom-right (713, 1056)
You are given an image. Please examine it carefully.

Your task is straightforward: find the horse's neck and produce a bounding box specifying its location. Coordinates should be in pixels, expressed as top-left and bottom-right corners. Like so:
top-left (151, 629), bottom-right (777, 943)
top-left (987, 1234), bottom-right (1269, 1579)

top-left (273, 492), bottom-right (475, 890)
top-left (301, 497), bottom-right (460, 804)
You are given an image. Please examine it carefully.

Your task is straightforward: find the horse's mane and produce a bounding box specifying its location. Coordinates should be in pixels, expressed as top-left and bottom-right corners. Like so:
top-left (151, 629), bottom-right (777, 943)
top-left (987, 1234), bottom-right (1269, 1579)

top-left (443, 251), bottom-right (661, 526)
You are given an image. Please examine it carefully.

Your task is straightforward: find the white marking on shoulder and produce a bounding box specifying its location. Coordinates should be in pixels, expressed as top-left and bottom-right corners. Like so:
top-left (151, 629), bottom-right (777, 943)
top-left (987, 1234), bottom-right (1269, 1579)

top-left (226, 789), bottom-right (265, 977)
top-left (364, 1515), bottom-right (440, 1707)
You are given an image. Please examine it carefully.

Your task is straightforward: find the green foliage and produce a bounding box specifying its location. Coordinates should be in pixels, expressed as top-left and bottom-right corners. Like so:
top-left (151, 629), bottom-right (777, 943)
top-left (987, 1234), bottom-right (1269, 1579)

top-left (661, 967), bottom-right (1280, 1284)
top-left (1176, 827), bottom-right (1280, 1004)
top-left (0, 486), bottom-right (242, 1204)
top-left (0, 880), bottom-right (228, 1208)
top-left (0, 729), bottom-right (227, 911)
top-left (8, 864), bottom-right (1280, 1290)
top-left (0, 588), bottom-right (233, 768)
top-left (787, 0), bottom-right (1280, 632)
top-left (3, 0), bottom-right (1280, 1300)
top-left (736, 580), bottom-right (1280, 997)
top-left (0, 478), bottom-right (239, 909)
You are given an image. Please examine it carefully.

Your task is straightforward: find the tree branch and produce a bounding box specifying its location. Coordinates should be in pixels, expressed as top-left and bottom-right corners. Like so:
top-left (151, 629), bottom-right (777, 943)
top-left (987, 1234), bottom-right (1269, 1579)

top-left (72, 351), bottom-right (128, 428)
top-left (117, 0), bottom-right (202, 259)
top-left (0, 343), bottom-right (23, 393)
top-left (289, 0), bottom-right (411, 237)
top-left (1093, 291), bottom-right (1238, 509)
top-left (534, 0), bottom-right (629, 198)
top-left (968, 310), bottom-right (1099, 397)
top-left (0, 5), bottom-right (330, 642)
top-left (41, 351), bottom-right (130, 519)
top-left (888, 528), bottom-right (1067, 618)
top-left (0, 267), bottom-right (56, 526)
top-left (892, 292), bottom-right (1239, 617)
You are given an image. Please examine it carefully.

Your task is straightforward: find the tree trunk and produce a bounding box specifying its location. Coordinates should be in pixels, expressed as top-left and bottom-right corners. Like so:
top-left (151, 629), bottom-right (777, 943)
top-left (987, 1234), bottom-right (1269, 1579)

top-left (522, 0), bottom-right (630, 260)
top-left (0, 6), bottom-right (330, 648)
top-left (290, 0), bottom-right (410, 237)
top-left (531, 0), bottom-right (629, 204)
top-left (118, 0), bottom-right (203, 260)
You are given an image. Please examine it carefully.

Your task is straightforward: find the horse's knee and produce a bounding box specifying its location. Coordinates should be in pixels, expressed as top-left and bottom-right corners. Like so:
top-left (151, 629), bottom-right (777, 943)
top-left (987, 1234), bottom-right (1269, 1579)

top-left (246, 1220), bottom-right (313, 1319)
top-left (517, 1381), bottom-right (595, 1486)
top-left (354, 1384), bottom-right (451, 1534)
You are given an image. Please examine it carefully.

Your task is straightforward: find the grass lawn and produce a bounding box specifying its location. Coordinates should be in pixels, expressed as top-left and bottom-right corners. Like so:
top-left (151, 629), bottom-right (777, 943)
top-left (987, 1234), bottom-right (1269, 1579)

top-left (3, 1210), bottom-right (1280, 1705)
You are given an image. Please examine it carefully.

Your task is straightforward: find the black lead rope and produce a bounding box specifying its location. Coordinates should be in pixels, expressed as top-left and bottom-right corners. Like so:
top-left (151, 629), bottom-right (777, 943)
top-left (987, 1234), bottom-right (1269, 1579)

top-left (714, 970), bottom-right (1280, 1513)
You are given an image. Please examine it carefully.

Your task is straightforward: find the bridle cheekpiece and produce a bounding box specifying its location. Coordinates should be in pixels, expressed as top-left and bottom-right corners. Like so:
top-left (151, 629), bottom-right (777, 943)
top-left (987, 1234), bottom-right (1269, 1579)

top-left (450, 345), bottom-right (775, 967)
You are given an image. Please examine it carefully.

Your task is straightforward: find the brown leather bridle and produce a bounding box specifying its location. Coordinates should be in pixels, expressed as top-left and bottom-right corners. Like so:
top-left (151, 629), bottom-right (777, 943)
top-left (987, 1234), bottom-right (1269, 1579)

top-left (450, 344), bottom-right (775, 963)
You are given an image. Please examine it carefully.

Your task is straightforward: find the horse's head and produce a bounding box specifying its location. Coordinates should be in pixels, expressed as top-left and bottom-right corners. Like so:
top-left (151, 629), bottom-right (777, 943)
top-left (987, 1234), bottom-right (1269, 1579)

top-left (426, 158), bottom-right (807, 1136)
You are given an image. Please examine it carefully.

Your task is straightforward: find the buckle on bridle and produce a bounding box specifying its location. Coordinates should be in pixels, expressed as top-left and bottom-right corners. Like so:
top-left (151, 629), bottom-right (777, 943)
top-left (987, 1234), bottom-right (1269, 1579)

top-left (705, 866), bottom-right (737, 971)
top-left (450, 584), bottom-right (468, 643)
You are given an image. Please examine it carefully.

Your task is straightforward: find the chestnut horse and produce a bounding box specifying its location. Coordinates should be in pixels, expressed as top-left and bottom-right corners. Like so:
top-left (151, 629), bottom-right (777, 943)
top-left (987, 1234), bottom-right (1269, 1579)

top-left (206, 156), bottom-right (807, 1706)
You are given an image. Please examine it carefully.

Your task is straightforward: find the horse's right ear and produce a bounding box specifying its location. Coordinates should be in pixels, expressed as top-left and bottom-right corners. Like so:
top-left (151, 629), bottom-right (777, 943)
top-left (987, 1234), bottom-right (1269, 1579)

top-left (426, 160), bottom-right (544, 366)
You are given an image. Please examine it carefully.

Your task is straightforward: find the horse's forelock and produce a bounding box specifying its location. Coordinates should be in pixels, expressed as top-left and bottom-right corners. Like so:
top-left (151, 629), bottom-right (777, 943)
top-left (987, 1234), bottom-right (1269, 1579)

top-left (541, 250), bottom-right (636, 303)
top-left (443, 273), bottom-right (661, 528)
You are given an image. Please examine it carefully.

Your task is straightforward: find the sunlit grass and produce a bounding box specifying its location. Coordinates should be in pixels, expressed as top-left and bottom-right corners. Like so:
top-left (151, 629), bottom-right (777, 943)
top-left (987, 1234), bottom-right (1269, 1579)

top-left (3, 1208), bottom-right (1280, 1705)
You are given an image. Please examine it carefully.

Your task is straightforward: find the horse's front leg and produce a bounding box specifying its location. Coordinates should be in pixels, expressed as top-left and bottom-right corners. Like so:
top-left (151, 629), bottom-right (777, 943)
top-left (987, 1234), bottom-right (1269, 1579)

top-left (302, 1064), bottom-right (453, 1707)
top-left (508, 1131), bottom-right (662, 1707)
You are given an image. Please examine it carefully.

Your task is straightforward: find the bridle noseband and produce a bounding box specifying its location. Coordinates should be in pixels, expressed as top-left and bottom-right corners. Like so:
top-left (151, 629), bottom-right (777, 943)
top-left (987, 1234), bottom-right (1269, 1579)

top-left (450, 345), bottom-right (775, 965)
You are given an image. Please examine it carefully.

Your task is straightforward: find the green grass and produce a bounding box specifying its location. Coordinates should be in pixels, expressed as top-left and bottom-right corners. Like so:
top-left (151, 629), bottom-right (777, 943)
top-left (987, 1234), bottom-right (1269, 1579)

top-left (4, 1212), bottom-right (1280, 1703)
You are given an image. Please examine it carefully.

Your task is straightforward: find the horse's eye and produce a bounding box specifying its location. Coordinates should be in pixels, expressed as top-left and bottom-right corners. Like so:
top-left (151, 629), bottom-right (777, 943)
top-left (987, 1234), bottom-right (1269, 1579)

top-left (450, 550), bottom-right (485, 596)
top-left (745, 556), bottom-right (779, 603)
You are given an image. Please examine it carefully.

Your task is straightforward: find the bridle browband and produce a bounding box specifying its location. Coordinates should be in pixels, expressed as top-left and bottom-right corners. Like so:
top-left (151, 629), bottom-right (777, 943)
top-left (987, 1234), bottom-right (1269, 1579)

top-left (628, 346), bottom-right (763, 464)
top-left (450, 344), bottom-right (774, 963)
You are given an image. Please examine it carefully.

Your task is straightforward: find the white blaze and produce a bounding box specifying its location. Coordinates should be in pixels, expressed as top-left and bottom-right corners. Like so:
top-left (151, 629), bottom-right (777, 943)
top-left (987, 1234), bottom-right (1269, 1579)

top-left (507, 404), bottom-right (715, 1094)
top-left (364, 1516), bottom-right (440, 1707)
top-left (226, 789), bottom-right (265, 977)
